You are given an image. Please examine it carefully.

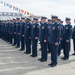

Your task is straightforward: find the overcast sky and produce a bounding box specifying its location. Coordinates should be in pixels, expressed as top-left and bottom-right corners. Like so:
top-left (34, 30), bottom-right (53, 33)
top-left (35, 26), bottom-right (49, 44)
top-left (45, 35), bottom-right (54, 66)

top-left (0, 0), bottom-right (75, 25)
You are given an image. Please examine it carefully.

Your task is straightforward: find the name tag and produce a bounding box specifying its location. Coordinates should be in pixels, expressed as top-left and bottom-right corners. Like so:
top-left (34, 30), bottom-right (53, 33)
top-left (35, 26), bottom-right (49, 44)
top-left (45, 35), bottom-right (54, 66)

top-left (27, 26), bottom-right (29, 28)
top-left (52, 27), bottom-right (55, 30)
top-left (42, 26), bottom-right (44, 29)
top-left (66, 27), bottom-right (68, 29)
top-left (33, 26), bottom-right (35, 28)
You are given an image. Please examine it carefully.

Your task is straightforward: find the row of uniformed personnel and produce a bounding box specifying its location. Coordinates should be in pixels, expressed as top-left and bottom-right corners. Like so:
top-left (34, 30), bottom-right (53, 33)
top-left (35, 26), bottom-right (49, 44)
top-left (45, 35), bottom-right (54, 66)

top-left (0, 15), bottom-right (75, 67)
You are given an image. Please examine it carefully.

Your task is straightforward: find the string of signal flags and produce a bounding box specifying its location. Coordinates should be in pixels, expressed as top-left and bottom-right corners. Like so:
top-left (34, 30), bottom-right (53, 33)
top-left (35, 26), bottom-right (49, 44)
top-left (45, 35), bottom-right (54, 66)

top-left (0, 1), bottom-right (34, 16)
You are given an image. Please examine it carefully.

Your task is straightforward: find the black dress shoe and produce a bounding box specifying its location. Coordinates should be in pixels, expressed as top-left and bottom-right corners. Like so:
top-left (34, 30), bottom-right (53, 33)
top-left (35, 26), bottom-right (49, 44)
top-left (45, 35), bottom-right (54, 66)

top-left (39, 48), bottom-right (41, 50)
top-left (19, 49), bottom-right (24, 51)
top-left (51, 64), bottom-right (57, 67)
top-left (63, 58), bottom-right (69, 60)
top-left (30, 55), bottom-right (37, 57)
top-left (47, 51), bottom-right (50, 53)
top-left (25, 52), bottom-right (31, 54)
top-left (15, 46), bottom-right (19, 48)
top-left (72, 53), bottom-right (75, 55)
top-left (19, 49), bottom-right (22, 51)
top-left (32, 55), bottom-right (37, 57)
top-left (38, 58), bottom-right (42, 61)
top-left (9, 43), bottom-right (12, 44)
top-left (61, 57), bottom-right (65, 59)
top-left (61, 57), bottom-right (68, 60)
top-left (48, 63), bottom-right (53, 66)
top-left (40, 59), bottom-right (47, 62)
top-left (12, 44), bottom-right (15, 46)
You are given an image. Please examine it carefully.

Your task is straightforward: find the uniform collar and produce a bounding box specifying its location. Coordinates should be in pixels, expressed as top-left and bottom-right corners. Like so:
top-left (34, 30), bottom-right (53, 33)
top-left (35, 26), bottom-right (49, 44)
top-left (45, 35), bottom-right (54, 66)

top-left (41, 22), bottom-right (46, 24)
top-left (52, 22), bottom-right (57, 24)
top-left (66, 23), bottom-right (70, 25)
top-left (27, 22), bottom-right (30, 24)
top-left (33, 22), bottom-right (37, 24)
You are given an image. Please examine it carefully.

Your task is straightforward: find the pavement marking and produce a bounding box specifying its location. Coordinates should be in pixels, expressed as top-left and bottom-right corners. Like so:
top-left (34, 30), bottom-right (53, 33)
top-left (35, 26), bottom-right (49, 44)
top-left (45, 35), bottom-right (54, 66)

top-left (0, 47), bottom-right (15, 49)
top-left (0, 66), bottom-right (37, 72)
top-left (0, 57), bottom-right (24, 59)
top-left (0, 50), bottom-right (17, 52)
top-left (0, 61), bottom-right (30, 65)
top-left (0, 53), bottom-right (4, 55)
top-left (0, 45), bottom-right (9, 46)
